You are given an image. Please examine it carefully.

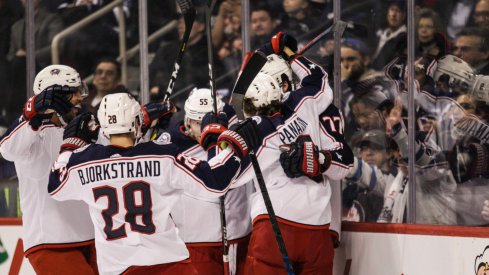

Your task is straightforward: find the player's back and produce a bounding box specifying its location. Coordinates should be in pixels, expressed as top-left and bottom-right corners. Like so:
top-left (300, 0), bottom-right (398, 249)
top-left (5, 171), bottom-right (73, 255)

top-left (52, 142), bottom-right (192, 275)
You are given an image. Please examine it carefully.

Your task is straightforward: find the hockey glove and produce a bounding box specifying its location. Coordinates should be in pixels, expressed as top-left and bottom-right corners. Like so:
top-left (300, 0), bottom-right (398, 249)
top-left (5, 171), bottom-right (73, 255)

top-left (271, 32), bottom-right (298, 61)
top-left (218, 118), bottom-right (259, 158)
top-left (23, 85), bottom-right (75, 130)
top-left (61, 112), bottom-right (100, 152)
top-left (279, 135), bottom-right (332, 179)
top-left (200, 112), bottom-right (229, 151)
top-left (141, 101), bottom-right (174, 130)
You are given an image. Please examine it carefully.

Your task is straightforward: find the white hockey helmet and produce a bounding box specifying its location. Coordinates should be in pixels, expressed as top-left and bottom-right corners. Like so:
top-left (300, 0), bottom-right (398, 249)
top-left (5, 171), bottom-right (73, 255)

top-left (184, 88), bottom-right (224, 121)
top-left (432, 55), bottom-right (474, 89)
top-left (260, 54), bottom-right (292, 89)
top-left (98, 93), bottom-right (143, 139)
top-left (33, 64), bottom-right (88, 96)
top-left (244, 72), bottom-right (282, 109)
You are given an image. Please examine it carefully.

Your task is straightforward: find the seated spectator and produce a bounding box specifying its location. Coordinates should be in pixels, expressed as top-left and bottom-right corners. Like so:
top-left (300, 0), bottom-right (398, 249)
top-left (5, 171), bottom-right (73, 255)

top-left (372, 0), bottom-right (407, 70)
top-left (415, 8), bottom-right (450, 59)
top-left (453, 27), bottom-right (489, 75)
top-left (250, 3), bottom-right (279, 50)
top-left (81, 58), bottom-right (127, 114)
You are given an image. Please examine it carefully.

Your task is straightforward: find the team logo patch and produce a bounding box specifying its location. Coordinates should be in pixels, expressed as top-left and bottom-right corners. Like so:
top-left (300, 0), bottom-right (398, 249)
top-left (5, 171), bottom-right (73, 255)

top-left (475, 246), bottom-right (489, 275)
top-left (50, 69), bottom-right (60, 75)
top-left (155, 132), bottom-right (172, 145)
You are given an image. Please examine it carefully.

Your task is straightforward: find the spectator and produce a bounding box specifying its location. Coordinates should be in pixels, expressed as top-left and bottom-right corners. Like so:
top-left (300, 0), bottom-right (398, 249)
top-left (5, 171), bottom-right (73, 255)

top-left (82, 58), bottom-right (127, 115)
top-left (212, 0), bottom-right (241, 49)
top-left (250, 3), bottom-right (279, 50)
top-left (473, 0), bottom-right (489, 31)
top-left (372, 0), bottom-right (407, 70)
top-left (342, 130), bottom-right (398, 222)
top-left (453, 27), bottom-right (489, 75)
top-left (340, 37), bottom-right (397, 139)
top-left (415, 8), bottom-right (449, 59)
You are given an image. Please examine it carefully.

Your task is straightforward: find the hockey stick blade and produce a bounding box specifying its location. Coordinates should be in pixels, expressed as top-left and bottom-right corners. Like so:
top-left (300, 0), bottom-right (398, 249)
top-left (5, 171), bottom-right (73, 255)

top-left (231, 51), bottom-right (268, 120)
top-left (297, 20), bottom-right (347, 55)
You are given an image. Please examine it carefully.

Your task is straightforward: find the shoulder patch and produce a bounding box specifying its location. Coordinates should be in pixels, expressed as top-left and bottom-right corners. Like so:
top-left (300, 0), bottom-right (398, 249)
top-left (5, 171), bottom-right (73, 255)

top-left (155, 132), bottom-right (172, 145)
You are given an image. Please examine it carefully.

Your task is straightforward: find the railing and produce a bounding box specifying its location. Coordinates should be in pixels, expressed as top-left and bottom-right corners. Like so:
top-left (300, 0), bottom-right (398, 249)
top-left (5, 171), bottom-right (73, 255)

top-left (51, 0), bottom-right (127, 83)
top-left (82, 20), bottom-right (178, 84)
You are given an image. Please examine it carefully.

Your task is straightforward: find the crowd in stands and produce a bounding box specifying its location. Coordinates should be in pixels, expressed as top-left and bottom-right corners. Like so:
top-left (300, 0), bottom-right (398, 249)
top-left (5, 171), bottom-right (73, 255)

top-left (1, 0), bottom-right (489, 227)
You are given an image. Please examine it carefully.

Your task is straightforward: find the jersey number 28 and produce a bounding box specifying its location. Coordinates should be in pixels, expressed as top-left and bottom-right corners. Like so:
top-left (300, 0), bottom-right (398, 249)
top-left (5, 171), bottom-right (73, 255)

top-left (93, 181), bottom-right (155, 240)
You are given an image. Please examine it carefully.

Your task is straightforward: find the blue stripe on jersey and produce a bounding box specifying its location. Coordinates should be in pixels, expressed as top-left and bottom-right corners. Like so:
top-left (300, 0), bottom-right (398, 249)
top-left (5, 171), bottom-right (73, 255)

top-left (53, 141), bottom-right (240, 193)
top-left (0, 116), bottom-right (25, 144)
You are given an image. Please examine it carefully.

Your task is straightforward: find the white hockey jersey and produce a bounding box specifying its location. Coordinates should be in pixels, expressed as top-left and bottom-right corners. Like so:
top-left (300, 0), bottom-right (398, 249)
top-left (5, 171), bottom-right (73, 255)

top-left (160, 123), bottom-right (252, 244)
top-left (234, 56), bottom-right (335, 228)
top-left (0, 119), bottom-right (94, 254)
top-left (48, 141), bottom-right (241, 275)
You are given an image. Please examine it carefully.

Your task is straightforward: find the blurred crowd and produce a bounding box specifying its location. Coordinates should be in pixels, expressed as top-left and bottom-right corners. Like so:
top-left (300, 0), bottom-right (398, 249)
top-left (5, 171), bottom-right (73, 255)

top-left (1, 0), bottom-right (489, 227)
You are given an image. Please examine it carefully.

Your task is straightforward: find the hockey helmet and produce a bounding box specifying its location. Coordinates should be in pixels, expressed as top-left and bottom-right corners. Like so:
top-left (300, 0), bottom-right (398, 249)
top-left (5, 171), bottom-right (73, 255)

top-left (244, 72), bottom-right (282, 109)
top-left (184, 88), bottom-right (224, 121)
top-left (98, 93), bottom-right (144, 139)
top-left (431, 55), bottom-right (474, 89)
top-left (33, 64), bottom-right (88, 96)
top-left (260, 54), bottom-right (292, 89)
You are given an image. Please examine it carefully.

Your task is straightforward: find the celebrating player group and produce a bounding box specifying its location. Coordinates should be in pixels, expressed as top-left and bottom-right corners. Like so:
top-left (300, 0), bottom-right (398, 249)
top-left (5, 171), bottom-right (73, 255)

top-left (0, 29), bottom-right (353, 275)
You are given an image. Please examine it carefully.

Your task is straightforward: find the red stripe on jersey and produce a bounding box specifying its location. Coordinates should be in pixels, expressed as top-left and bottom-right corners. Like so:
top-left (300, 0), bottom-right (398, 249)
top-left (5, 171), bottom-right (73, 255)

top-left (0, 121), bottom-right (28, 146)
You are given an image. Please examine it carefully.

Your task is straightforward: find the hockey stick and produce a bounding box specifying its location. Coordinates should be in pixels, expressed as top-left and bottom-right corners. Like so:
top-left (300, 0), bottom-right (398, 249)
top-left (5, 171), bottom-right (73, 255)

top-left (162, 0), bottom-right (196, 102)
top-left (231, 51), bottom-right (268, 120)
top-left (149, 0), bottom-right (195, 141)
top-left (230, 51), bottom-right (295, 274)
top-left (204, 1), bottom-right (231, 274)
top-left (297, 20), bottom-right (347, 55)
top-left (249, 151), bottom-right (295, 274)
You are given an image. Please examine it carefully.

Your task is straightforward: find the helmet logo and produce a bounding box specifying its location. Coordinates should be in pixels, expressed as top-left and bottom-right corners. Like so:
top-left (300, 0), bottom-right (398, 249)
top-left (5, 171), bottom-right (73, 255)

top-left (50, 69), bottom-right (61, 75)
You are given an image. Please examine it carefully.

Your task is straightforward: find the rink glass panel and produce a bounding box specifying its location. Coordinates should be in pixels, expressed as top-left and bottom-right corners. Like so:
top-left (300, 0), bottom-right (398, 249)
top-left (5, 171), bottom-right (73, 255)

top-left (3, 0), bottom-right (489, 227)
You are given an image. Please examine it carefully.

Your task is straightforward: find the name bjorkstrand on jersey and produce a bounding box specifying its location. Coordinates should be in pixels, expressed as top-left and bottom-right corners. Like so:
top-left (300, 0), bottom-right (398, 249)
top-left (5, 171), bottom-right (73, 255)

top-left (77, 160), bottom-right (161, 185)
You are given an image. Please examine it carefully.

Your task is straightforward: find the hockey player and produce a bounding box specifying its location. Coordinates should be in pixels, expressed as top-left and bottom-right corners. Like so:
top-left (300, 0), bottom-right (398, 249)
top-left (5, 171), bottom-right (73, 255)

top-left (48, 93), bottom-right (258, 275)
top-left (228, 38), bottom-right (340, 273)
top-left (259, 32), bottom-right (354, 251)
top-left (155, 88), bottom-right (252, 275)
top-left (0, 65), bottom-right (98, 274)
